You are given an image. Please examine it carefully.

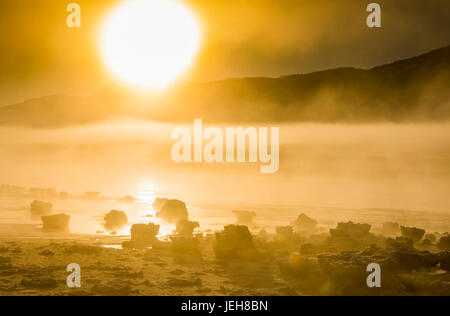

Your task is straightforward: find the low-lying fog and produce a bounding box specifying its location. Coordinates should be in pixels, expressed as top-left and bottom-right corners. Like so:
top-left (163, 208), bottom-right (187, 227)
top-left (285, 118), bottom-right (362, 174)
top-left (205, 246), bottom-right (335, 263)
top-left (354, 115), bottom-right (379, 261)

top-left (1, 120), bottom-right (449, 213)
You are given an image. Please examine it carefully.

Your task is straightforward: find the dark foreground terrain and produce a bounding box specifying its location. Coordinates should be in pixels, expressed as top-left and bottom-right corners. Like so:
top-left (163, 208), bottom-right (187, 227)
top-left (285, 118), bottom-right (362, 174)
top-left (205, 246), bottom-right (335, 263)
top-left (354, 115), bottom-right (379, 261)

top-left (0, 219), bottom-right (449, 296)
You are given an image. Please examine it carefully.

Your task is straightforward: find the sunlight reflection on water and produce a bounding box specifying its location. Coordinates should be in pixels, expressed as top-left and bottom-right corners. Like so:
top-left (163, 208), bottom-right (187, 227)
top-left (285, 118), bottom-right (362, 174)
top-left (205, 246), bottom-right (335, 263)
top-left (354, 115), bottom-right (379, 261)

top-left (1, 123), bottom-right (450, 237)
top-left (135, 179), bottom-right (158, 206)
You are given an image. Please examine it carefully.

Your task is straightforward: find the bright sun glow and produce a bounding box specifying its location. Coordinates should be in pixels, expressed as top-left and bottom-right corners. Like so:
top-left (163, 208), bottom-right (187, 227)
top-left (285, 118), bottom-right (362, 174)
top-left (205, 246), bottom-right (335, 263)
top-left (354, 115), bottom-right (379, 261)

top-left (100, 0), bottom-right (201, 90)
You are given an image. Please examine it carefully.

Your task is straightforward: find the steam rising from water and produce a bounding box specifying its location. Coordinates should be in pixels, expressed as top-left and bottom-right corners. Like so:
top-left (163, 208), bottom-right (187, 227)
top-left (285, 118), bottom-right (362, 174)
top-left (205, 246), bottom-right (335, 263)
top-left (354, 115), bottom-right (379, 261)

top-left (0, 120), bottom-right (449, 212)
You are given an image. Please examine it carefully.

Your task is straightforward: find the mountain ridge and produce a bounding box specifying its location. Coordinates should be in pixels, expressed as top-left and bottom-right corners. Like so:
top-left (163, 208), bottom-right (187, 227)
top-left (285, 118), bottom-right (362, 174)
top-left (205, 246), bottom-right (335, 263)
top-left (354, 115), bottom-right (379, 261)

top-left (1, 45), bottom-right (449, 127)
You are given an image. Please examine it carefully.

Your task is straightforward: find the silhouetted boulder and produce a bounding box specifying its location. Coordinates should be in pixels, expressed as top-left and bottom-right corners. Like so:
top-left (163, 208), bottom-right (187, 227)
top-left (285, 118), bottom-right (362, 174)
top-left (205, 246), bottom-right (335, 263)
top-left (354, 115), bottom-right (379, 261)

top-left (292, 214), bottom-right (317, 232)
top-left (328, 222), bottom-right (377, 250)
top-left (214, 225), bottom-right (257, 260)
top-left (123, 223), bottom-right (160, 248)
top-left (385, 237), bottom-right (414, 250)
top-left (422, 239), bottom-right (433, 246)
top-left (400, 271), bottom-right (450, 295)
top-left (437, 236), bottom-right (450, 251)
top-left (388, 249), bottom-right (441, 272)
top-left (42, 214), bottom-right (70, 233)
top-left (317, 246), bottom-right (444, 294)
top-left (318, 251), bottom-right (397, 295)
top-left (156, 199), bottom-right (188, 223)
top-left (330, 222), bottom-right (371, 238)
top-left (104, 210), bottom-right (128, 232)
top-left (382, 222), bottom-right (400, 237)
top-left (280, 245), bottom-right (450, 295)
top-left (176, 220), bottom-right (200, 238)
top-left (424, 234), bottom-right (437, 243)
top-left (401, 226), bottom-right (425, 243)
top-left (275, 226), bottom-right (294, 242)
top-left (30, 200), bottom-right (53, 220)
top-left (316, 247), bottom-right (448, 295)
top-left (153, 197), bottom-right (168, 210)
top-left (439, 252), bottom-right (450, 271)
top-left (232, 210), bottom-right (256, 227)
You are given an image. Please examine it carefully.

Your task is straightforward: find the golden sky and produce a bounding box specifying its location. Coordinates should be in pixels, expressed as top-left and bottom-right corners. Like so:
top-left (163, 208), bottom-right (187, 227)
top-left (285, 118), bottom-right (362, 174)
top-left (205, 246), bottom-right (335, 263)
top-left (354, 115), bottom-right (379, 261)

top-left (0, 0), bottom-right (449, 105)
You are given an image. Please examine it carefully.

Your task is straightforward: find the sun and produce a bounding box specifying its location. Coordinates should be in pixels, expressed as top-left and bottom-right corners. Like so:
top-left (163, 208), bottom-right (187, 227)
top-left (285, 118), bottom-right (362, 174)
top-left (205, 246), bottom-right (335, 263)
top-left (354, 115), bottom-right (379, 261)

top-left (100, 0), bottom-right (202, 90)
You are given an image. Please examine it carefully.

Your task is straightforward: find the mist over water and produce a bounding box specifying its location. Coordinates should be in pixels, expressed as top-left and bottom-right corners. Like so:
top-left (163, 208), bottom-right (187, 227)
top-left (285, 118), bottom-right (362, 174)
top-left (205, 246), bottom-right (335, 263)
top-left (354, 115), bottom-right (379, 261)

top-left (1, 120), bottom-right (449, 234)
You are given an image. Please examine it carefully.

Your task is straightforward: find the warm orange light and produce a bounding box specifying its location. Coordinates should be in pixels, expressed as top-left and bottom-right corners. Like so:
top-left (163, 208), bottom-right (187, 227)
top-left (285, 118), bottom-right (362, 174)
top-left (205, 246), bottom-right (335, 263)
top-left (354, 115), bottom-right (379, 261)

top-left (100, 0), bottom-right (202, 90)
